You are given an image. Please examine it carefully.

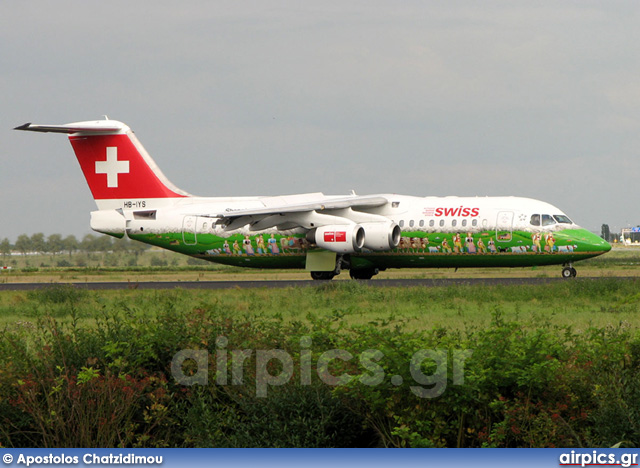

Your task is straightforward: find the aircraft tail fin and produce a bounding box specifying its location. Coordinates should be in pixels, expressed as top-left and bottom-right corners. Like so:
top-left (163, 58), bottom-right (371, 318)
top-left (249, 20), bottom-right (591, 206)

top-left (15, 119), bottom-right (190, 209)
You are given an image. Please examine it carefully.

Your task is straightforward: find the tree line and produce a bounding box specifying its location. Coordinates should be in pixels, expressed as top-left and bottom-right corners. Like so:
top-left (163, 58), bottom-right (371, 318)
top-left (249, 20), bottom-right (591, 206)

top-left (0, 233), bottom-right (150, 257)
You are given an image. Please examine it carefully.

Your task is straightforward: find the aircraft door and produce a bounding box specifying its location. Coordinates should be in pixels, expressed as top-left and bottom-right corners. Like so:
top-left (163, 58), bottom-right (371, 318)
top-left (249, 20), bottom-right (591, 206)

top-left (182, 215), bottom-right (197, 245)
top-left (496, 211), bottom-right (513, 242)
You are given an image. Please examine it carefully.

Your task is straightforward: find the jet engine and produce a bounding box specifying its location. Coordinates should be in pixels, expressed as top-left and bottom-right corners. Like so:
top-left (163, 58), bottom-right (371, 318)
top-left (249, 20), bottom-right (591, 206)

top-left (307, 224), bottom-right (365, 253)
top-left (360, 222), bottom-right (402, 251)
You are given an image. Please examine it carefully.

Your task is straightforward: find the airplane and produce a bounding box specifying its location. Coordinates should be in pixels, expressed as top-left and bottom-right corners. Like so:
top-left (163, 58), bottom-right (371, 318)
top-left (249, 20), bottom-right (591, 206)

top-left (15, 118), bottom-right (611, 280)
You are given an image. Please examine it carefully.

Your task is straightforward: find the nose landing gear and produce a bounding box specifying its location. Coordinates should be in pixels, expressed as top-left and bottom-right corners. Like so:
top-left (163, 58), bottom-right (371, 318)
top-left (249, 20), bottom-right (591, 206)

top-left (561, 264), bottom-right (577, 278)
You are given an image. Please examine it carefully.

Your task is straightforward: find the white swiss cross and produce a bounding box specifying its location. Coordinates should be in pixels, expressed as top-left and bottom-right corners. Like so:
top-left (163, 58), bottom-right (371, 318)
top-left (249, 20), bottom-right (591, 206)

top-left (95, 147), bottom-right (130, 188)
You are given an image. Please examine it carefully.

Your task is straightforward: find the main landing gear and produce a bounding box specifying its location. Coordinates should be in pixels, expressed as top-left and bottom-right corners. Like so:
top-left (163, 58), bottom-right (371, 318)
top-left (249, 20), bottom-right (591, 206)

top-left (310, 254), bottom-right (345, 280)
top-left (349, 267), bottom-right (379, 280)
top-left (310, 255), bottom-right (380, 281)
top-left (310, 271), bottom-right (336, 280)
top-left (311, 268), bottom-right (380, 280)
top-left (561, 263), bottom-right (577, 278)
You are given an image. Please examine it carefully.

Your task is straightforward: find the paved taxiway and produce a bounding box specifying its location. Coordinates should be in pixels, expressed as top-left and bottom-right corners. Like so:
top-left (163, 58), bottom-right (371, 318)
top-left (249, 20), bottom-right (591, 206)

top-left (0, 277), bottom-right (635, 291)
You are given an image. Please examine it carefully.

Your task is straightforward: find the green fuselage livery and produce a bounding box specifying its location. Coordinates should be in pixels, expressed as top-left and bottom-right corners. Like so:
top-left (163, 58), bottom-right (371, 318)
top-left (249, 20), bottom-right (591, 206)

top-left (17, 119), bottom-right (610, 279)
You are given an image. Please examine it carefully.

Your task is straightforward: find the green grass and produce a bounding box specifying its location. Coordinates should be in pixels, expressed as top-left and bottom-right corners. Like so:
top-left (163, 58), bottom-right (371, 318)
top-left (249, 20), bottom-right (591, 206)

top-left (1, 245), bottom-right (640, 283)
top-left (2, 279), bottom-right (640, 448)
top-left (1, 278), bottom-right (639, 332)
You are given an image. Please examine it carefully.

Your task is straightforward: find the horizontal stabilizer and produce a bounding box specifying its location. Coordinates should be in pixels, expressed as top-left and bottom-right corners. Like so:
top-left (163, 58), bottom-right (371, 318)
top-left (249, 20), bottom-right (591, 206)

top-left (14, 121), bottom-right (125, 134)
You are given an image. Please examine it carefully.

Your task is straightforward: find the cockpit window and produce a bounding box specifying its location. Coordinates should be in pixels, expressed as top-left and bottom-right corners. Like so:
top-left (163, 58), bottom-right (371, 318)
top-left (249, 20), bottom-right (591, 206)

top-left (541, 214), bottom-right (556, 226)
top-left (530, 214), bottom-right (540, 226)
top-left (553, 214), bottom-right (573, 224)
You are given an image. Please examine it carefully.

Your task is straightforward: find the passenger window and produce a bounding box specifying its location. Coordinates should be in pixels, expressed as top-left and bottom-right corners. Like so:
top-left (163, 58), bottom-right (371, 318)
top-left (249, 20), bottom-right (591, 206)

top-left (409, 220), bottom-right (414, 228)
top-left (399, 220), bottom-right (404, 227)
top-left (203, 222), bottom-right (208, 230)
top-left (429, 220), bottom-right (435, 227)
top-left (462, 219), bottom-right (467, 227)
top-left (472, 219), bottom-right (478, 227)
top-left (419, 220), bottom-right (424, 227)
top-left (530, 214), bottom-right (540, 226)
top-left (482, 219), bottom-right (488, 228)
top-left (439, 219), bottom-right (445, 227)
top-left (452, 219), bottom-right (457, 227)
top-left (541, 214), bottom-right (556, 226)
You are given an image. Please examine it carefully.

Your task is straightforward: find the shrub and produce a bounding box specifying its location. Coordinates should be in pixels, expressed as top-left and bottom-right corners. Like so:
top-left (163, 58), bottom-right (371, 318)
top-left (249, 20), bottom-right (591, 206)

top-left (8, 369), bottom-right (171, 447)
top-left (186, 257), bottom-right (209, 266)
top-left (150, 256), bottom-right (168, 267)
top-left (27, 285), bottom-right (88, 305)
top-left (1, 285), bottom-right (640, 447)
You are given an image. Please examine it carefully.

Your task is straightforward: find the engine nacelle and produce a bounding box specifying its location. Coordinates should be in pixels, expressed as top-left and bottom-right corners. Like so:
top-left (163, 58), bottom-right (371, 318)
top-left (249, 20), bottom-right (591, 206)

top-left (308, 224), bottom-right (365, 254)
top-left (360, 222), bottom-right (401, 251)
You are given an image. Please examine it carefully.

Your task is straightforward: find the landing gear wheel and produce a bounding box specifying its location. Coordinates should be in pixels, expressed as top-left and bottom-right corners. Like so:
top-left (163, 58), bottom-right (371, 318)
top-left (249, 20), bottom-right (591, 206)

top-left (310, 271), bottom-right (336, 280)
top-left (562, 267), bottom-right (577, 278)
top-left (349, 268), bottom-right (379, 280)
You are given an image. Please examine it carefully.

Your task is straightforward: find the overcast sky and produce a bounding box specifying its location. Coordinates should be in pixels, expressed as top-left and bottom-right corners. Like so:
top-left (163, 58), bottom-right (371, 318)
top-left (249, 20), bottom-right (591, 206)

top-left (2, 1), bottom-right (639, 240)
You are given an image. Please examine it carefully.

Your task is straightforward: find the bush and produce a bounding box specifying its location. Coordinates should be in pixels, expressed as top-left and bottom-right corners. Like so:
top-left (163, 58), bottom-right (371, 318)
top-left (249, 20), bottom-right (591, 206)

top-left (8, 368), bottom-right (171, 447)
top-left (103, 254), bottom-right (120, 267)
top-left (1, 286), bottom-right (640, 447)
top-left (180, 383), bottom-right (372, 447)
top-left (186, 257), bottom-right (209, 266)
top-left (150, 256), bottom-right (168, 267)
top-left (27, 285), bottom-right (88, 305)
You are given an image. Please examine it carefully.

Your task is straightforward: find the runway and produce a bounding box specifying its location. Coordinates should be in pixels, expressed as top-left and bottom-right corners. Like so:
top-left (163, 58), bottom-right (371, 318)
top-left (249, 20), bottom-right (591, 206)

top-left (0, 277), bottom-right (635, 291)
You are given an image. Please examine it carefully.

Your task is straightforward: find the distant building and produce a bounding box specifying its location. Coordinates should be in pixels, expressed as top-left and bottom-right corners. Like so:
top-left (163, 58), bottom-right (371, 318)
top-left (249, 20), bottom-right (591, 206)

top-left (620, 227), bottom-right (640, 245)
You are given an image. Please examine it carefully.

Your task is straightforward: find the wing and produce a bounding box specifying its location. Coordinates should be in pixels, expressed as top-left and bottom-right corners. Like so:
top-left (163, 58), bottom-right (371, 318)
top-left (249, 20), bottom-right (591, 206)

top-left (202, 195), bottom-right (392, 231)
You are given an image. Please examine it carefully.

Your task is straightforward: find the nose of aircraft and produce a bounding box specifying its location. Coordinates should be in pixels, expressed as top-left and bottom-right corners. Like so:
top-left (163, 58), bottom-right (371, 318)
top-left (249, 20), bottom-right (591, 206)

top-left (576, 229), bottom-right (612, 254)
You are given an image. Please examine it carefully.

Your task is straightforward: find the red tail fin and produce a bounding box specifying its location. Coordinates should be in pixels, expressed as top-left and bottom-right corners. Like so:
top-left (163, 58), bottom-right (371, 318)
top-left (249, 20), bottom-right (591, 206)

top-left (15, 119), bottom-right (189, 209)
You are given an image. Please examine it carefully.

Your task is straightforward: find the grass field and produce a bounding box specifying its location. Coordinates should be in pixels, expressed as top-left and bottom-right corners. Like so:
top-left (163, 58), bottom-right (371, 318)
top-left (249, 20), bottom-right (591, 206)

top-left (1, 247), bottom-right (639, 448)
top-left (1, 277), bottom-right (638, 332)
top-left (1, 245), bottom-right (639, 283)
